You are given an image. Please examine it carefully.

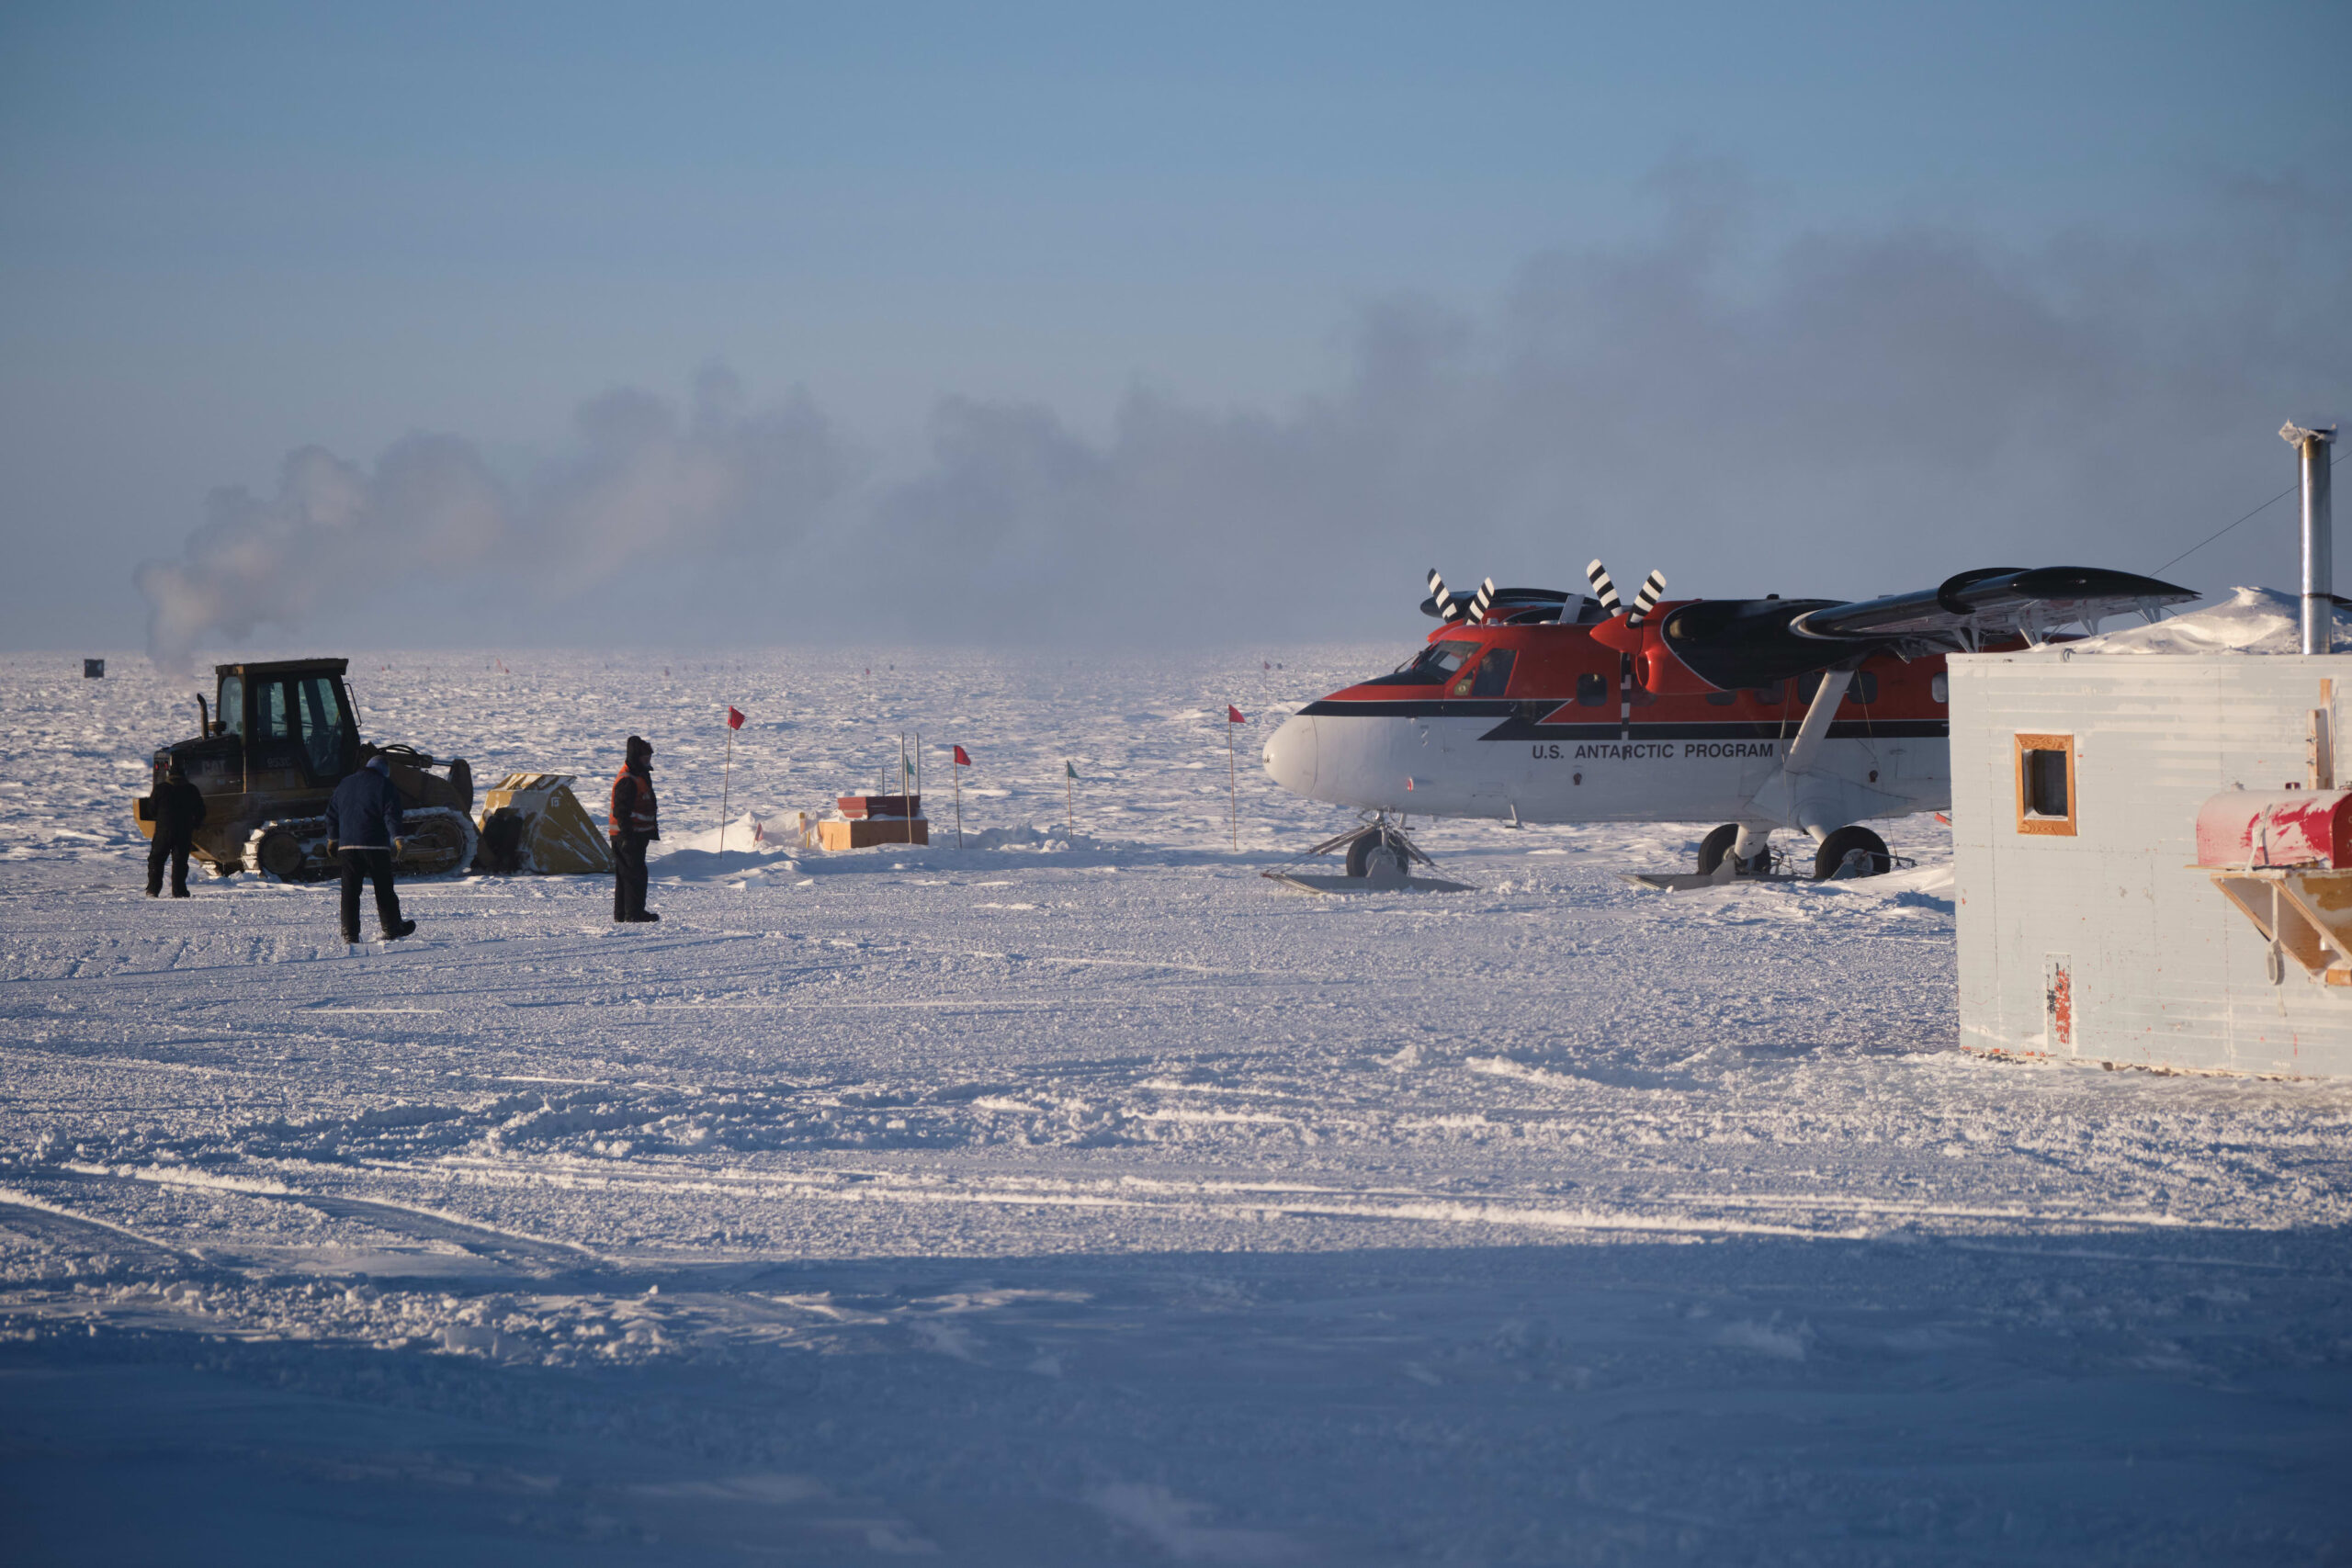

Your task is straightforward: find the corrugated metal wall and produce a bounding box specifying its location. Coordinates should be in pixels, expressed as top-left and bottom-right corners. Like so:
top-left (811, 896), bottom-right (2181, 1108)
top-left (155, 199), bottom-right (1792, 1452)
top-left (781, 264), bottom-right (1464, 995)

top-left (1951, 652), bottom-right (2352, 1077)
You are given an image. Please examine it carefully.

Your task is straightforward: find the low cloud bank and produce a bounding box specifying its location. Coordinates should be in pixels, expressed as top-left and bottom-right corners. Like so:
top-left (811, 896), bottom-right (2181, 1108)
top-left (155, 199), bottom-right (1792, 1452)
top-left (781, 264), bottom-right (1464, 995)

top-left (139, 174), bottom-right (2350, 667)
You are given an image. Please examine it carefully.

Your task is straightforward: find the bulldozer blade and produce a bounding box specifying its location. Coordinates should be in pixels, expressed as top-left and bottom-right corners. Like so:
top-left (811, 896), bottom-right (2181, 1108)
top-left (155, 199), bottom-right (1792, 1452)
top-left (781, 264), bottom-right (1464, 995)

top-left (473, 773), bottom-right (614, 875)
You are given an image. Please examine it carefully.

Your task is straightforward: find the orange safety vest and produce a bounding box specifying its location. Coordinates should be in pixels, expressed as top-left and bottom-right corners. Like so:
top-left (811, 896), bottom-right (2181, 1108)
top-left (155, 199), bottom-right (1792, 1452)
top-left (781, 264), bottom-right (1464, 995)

top-left (610, 767), bottom-right (658, 836)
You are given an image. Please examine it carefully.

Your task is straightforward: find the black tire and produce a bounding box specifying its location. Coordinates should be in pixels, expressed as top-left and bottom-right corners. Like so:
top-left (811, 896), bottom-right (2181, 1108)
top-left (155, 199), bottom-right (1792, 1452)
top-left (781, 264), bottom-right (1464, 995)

top-left (1814, 825), bottom-right (1891, 880)
top-left (1344, 828), bottom-right (1384, 879)
top-left (1697, 824), bottom-right (1740, 875)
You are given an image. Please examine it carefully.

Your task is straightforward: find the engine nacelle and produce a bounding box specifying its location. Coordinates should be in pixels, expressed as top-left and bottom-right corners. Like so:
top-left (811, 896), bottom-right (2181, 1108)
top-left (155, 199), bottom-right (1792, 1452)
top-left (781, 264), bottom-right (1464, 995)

top-left (1588, 604), bottom-right (1722, 695)
top-left (1634, 639), bottom-right (1720, 697)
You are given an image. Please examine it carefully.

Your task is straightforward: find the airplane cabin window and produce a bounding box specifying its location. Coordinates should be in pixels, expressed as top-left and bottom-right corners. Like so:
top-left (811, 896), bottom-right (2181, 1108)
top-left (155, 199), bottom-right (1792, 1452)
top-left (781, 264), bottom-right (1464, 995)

top-left (1749, 681), bottom-right (1785, 705)
top-left (1796, 671), bottom-right (1877, 706)
top-left (1577, 671), bottom-right (1607, 706)
top-left (1704, 689), bottom-right (1738, 705)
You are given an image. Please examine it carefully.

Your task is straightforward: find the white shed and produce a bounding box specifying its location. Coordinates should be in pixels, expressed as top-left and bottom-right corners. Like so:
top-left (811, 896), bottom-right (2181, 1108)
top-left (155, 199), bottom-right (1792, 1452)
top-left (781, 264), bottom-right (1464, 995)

top-left (1951, 588), bottom-right (2352, 1078)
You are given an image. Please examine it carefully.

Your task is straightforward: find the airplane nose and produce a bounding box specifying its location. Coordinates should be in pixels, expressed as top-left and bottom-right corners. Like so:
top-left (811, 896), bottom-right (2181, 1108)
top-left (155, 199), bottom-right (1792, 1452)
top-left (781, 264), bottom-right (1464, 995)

top-left (1263, 713), bottom-right (1317, 795)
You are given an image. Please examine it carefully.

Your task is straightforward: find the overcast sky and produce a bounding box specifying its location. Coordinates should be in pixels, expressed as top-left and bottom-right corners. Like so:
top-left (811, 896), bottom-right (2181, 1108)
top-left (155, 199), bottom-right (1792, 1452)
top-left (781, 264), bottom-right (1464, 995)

top-left (4, 2), bottom-right (2347, 660)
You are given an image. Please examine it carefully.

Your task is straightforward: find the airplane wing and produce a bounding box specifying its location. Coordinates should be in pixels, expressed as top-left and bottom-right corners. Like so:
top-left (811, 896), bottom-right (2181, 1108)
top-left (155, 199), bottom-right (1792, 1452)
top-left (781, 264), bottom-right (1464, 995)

top-left (1789, 567), bottom-right (2199, 649)
top-left (1655, 566), bottom-right (2198, 690)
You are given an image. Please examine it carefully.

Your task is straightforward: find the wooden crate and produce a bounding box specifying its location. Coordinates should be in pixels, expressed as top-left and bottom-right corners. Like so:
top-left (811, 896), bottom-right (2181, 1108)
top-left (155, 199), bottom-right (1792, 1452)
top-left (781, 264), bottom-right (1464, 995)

top-left (836, 795), bottom-right (921, 819)
top-left (819, 818), bottom-right (930, 850)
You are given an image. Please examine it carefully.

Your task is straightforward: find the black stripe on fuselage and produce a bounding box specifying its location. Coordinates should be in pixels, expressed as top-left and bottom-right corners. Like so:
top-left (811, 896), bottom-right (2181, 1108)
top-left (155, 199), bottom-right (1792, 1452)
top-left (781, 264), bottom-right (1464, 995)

top-left (1300, 698), bottom-right (1524, 718)
top-left (1298, 697), bottom-right (1946, 742)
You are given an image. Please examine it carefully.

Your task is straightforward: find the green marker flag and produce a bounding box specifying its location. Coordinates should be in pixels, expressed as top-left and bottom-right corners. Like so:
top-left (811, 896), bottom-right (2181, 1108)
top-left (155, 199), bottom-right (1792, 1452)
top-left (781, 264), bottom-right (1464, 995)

top-left (1065, 760), bottom-right (1079, 779)
top-left (1063, 759), bottom-right (1076, 833)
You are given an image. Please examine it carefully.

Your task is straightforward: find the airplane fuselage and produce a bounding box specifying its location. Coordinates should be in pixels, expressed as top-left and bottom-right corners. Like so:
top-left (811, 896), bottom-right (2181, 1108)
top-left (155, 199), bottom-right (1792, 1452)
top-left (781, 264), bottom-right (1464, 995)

top-left (1263, 613), bottom-right (1951, 832)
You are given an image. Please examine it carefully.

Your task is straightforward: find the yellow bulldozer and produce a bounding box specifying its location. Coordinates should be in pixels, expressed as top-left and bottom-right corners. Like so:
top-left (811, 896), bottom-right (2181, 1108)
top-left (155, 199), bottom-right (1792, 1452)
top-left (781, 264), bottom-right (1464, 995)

top-left (134, 657), bottom-right (610, 881)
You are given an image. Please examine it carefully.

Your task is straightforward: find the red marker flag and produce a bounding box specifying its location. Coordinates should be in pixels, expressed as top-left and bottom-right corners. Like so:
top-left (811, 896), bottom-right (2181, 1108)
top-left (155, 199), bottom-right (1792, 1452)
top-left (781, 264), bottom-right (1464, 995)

top-left (1227, 705), bottom-right (1247, 724)
top-left (953, 745), bottom-right (971, 766)
top-left (717, 707), bottom-right (746, 851)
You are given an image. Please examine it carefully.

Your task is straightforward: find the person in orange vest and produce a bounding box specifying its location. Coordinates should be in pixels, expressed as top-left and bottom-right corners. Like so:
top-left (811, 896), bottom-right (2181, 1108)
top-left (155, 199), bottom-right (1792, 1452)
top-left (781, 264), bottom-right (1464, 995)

top-left (609, 734), bottom-right (660, 923)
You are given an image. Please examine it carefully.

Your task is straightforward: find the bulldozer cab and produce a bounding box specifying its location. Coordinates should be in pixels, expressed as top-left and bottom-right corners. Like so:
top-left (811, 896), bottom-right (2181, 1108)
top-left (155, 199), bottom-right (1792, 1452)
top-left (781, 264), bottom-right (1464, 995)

top-left (214, 659), bottom-right (361, 789)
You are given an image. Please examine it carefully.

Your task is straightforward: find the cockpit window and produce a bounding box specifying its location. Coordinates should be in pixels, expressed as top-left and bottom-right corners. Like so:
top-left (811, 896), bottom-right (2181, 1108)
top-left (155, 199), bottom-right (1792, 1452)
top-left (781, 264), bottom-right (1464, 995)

top-left (1398, 640), bottom-right (1481, 682)
top-left (1468, 649), bottom-right (1515, 697)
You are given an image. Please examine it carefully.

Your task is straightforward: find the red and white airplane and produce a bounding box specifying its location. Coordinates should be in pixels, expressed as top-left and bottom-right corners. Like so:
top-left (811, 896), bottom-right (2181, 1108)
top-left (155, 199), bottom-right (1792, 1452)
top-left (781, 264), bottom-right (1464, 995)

top-left (1261, 562), bottom-right (2195, 880)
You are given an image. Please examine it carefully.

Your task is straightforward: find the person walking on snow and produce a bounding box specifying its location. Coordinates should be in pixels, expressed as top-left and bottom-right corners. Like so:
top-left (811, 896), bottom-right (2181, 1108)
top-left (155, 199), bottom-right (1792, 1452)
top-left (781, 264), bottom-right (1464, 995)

top-left (326, 753), bottom-right (416, 944)
top-left (610, 734), bottom-right (661, 923)
top-left (143, 760), bottom-right (207, 897)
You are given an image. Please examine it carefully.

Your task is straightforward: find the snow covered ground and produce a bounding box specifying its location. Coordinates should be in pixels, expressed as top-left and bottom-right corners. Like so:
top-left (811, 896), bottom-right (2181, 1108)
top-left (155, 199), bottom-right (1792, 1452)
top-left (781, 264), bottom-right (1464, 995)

top-left (3, 648), bottom-right (2348, 1565)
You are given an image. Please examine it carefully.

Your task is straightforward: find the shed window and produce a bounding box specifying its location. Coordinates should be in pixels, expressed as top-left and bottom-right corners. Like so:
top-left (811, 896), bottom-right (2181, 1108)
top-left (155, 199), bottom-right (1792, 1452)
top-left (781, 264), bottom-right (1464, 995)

top-left (2015, 734), bottom-right (2077, 836)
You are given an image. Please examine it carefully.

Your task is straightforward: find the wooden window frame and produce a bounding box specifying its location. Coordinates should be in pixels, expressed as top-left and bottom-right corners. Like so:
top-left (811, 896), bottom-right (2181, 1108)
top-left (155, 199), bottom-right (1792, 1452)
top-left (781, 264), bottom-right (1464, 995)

top-left (2015, 733), bottom-right (2077, 836)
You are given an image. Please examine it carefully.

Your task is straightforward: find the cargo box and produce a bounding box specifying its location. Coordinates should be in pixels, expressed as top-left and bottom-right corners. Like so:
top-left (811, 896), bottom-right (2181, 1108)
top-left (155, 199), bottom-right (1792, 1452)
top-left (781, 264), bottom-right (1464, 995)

top-left (836, 795), bottom-right (921, 819)
top-left (820, 818), bottom-right (930, 850)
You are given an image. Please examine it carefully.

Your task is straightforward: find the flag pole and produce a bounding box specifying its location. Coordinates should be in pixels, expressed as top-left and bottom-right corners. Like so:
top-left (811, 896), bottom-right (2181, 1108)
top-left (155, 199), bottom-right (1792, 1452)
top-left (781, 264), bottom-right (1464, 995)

top-left (900, 733), bottom-right (912, 845)
top-left (1227, 718), bottom-right (1238, 851)
top-left (720, 724), bottom-right (733, 854)
top-left (953, 750), bottom-right (964, 850)
top-left (1066, 763), bottom-right (1073, 835)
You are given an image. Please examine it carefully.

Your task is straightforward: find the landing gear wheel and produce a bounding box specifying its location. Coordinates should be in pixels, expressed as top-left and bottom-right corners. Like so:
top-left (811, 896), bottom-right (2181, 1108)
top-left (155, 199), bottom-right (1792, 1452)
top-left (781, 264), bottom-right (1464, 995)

top-left (1344, 826), bottom-right (1406, 881)
top-left (1814, 826), bottom-right (1892, 880)
top-left (1697, 824), bottom-right (1740, 875)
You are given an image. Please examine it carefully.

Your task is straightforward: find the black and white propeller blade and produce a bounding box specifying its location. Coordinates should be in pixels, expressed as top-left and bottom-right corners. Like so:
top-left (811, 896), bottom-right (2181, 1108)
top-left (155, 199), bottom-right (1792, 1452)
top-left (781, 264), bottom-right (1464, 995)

top-left (1626, 569), bottom-right (1668, 625)
top-left (1467, 577), bottom-right (1497, 626)
top-left (1585, 559), bottom-right (1621, 616)
top-left (1425, 569), bottom-right (1463, 623)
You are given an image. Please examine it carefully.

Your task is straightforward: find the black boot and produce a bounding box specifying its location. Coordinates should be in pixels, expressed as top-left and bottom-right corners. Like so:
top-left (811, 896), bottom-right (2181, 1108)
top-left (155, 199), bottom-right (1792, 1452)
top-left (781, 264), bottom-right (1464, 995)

top-left (385, 919), bottom-right (417, 942)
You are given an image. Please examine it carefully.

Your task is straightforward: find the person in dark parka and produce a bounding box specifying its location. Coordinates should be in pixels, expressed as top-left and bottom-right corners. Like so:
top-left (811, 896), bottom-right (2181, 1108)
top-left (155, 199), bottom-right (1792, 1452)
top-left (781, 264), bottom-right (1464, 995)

top-left (325, 753), bottom-right (416, 944)
top-left (144, 761), bottom-right (207, 897)
top-left (609, 734), bottom-right (660, 923)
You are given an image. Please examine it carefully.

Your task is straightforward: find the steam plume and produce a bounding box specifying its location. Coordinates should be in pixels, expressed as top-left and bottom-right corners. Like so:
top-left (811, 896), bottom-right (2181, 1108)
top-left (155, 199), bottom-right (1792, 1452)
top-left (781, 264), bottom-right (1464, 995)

top-left (139, 174), bottom-right (2350, 662)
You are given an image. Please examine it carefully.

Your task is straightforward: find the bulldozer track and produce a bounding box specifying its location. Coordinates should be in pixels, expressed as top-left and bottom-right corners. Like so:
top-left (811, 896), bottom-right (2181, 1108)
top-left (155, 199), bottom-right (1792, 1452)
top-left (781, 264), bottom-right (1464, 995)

top-left (243, 807), bottom-right (480, 884)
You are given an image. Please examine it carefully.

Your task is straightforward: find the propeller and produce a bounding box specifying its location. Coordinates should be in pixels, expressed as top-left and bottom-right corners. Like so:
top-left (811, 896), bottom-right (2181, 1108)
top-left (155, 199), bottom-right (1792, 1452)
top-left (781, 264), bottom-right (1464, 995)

top-left (1586, 560), bottom-right (1667, 623)
top-left (1466, 577), bottom-right (1497, 626)
top-left (1626, 569), bottom-right (1668, 625)
top-left (1585, 559), bottom-right (1621, 616)
top-left (1425, 569), bottom-right (1463, 623)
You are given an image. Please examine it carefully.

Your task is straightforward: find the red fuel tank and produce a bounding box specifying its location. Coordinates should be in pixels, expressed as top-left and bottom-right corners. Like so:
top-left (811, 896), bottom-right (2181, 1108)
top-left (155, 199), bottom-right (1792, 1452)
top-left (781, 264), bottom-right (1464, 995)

top-left (2194, 789), bottom-right (2352, 869)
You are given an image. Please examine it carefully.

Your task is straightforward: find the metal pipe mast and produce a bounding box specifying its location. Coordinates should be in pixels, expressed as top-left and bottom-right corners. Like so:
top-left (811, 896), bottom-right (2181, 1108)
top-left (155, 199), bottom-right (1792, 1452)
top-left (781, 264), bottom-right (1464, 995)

top-left (2283, 422), bottom-right (2338, 655)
